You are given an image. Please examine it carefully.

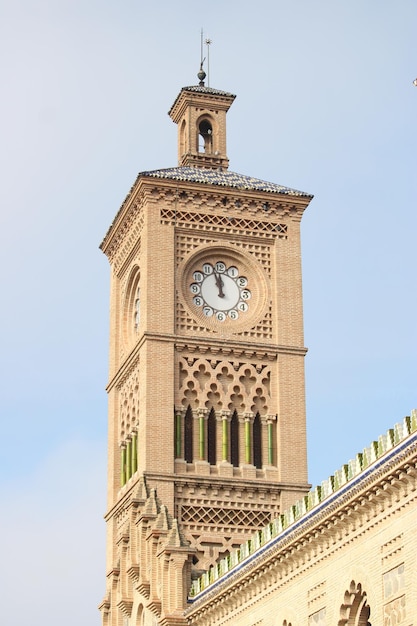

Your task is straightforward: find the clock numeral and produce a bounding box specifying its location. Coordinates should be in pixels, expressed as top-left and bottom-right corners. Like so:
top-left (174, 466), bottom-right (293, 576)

top-left (193, 296), bottom-right (203, 306)
top-left (238, 302), bottom-right (248, 312)
top-left (216, 311), bottom-right (226, 322)
top-left (227, 266), bottom-right (238, 278)
top-left (241, 289), bottom-right (251, 300)
top-left (203, 263), bottom-right (213, 275)
top-left (203, 306), bottom-right (213, 317)
top-left (193, 271), bottom-right (204, 282)
top-left (190, 283), bottom-right (201, 295)
top-left (229, 309), bottom-right (239, 320)
top-left (215, 261), bottom-right (226, 273)
top-left (238, 276), bottom-right (248, 287)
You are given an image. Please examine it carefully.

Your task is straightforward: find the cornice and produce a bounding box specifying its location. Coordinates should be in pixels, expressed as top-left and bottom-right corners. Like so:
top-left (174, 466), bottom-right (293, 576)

top-left (141, 471), bottom-right (310, 494)
top-left (106, 333), bottom-right (307, 392)
top-left (100, 172), bottom-right (311, 263)
top-left (185, 430), bottom-right (417, 618)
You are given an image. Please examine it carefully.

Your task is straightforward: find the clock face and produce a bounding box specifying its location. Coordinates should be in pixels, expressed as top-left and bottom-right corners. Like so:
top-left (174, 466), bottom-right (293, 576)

top-left (189, 260), bottom-right (251, 322)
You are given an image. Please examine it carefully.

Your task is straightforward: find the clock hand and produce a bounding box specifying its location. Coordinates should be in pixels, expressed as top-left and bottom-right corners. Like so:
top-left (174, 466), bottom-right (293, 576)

top-left (214, 272), bottom-right (225, 298)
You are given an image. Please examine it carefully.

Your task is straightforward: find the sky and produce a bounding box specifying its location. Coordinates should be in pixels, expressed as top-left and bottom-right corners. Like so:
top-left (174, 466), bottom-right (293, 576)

top-left (0, 1), bottom-right (415, 624)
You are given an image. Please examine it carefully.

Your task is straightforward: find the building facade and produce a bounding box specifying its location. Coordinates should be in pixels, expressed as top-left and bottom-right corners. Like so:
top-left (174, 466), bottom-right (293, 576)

top-left (99, 75), bottom-right (417, 626)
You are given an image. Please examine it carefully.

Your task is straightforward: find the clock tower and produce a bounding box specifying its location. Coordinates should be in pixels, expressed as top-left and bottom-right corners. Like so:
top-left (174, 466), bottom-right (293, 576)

top-left (99, 75), bottom-right (313, 625)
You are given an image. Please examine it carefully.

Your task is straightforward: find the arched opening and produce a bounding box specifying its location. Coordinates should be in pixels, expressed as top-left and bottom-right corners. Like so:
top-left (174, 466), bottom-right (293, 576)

top-left (207, 408), bottom-right (217, 465)
top-left (230, 410), bottom-right (239, 467)
top-left (198, 118), bottom-right (213, 153)
top-left (184, 406), bottom-right (193, 463)
top-left (180, 119), bottom-right (187, 155)
top-left (338, 580), bottom-right (371, 626)
top-left (253, 412), bottom-right (262, 469)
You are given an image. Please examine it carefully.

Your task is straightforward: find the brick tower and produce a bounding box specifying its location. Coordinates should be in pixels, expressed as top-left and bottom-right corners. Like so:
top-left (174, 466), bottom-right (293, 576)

top-left (99, 74), bottom-right (313, 625)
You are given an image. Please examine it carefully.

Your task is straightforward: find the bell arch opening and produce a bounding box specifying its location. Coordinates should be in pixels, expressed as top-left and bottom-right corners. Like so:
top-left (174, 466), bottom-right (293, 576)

top-left (198, 118), bottom-right (213, 153)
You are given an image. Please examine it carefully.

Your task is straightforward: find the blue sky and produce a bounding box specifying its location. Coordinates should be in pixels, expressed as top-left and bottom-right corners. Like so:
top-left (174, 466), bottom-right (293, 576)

top-left (0, 1), bottom-right (415, 624)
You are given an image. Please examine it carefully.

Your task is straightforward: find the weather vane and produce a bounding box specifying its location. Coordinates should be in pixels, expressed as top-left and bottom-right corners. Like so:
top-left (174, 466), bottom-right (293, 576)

top-left (198, 29), bottom-right (212, 87)
top-left (205, 37), bottom-right (212, 87)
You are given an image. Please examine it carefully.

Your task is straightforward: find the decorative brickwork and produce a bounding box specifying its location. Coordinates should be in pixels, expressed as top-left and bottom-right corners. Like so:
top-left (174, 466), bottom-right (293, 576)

top-left (161, 207), bottom-right (288, 239)
top-left (100, 80), bottom-right (319, 626)
top-left (176, 355), bottom-right (272, 414)
top-left (100, 78), bottom-right (416, 626)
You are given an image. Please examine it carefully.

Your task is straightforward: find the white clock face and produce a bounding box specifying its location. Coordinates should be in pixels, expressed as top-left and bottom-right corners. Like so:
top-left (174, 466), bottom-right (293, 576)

top-left (189, 261), bottom-right (251, 322)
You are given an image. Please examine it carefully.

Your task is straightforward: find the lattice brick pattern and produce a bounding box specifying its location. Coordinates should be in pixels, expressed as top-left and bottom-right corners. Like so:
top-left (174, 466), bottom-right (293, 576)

top-left (119, 368), bottom-right (140, 440)
top-left (178, 356), bottom-right (271, 413)
top-left (176, 298), bottom-right (272, 338)
top-left (175, 234), bottom-right (272, 276)
top-left (161, 208), bottom-right (287, 239)
top-left (180, 505), bottom-right (272, 530)
top-left (112, 205), bottom-right (144, 275)
top-left (176, 234), bottom-right (218, 264)
top-left (241, 307), bottom-right (273, 339)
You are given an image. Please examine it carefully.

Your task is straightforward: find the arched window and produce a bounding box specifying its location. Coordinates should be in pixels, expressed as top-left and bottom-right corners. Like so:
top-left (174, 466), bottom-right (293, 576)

top-left (230, 410), bottom-right (239, 467)
top-left (184, 406), bottom-right (193, 463)
top-left (180, 119), bottom-right (187, 156)
top-left (207, 408), bottom-right (217, 465)
top-left (253, 412), bottom-right (262, 469)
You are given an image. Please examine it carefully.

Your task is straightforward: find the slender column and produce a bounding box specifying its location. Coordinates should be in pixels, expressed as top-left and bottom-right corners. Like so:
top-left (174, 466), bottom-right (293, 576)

top-left (174, 409), bottom-right (183, 459)
top-left (222, 418), bottom-right (228, 460)
top-left (131, 429), bottom-right (138, 474)
top-left (196, 408), bottom-right (207, 460)
top-left (267, 423), bottom-right (273, 465)
top-left (120, 443), bottom-right (127, 486)
top-left (266, 415), bottom-right (277, 465)
top-left (220, 410), bottom-right (231, 461)
top-left (243, 413), bottom-right (253, 464)
top-left (126, 436), bottom-right (132, 480)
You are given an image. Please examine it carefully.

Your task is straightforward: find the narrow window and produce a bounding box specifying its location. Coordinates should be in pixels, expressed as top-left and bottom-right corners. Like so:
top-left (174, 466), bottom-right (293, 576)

top-left (253, 413), bottom-right (262, 469)
top-left (207, 408), bottom-right (217, 465)
top-left (184, 406), bottom-right (193, 463)
top-left (230, 410), bottom-right (239, 467)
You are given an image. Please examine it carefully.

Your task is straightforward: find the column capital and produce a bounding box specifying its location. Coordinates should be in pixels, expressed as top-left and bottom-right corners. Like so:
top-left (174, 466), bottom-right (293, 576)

top-left (218, 410), bottom-right (231, 421)
top-left (243, 412), bottom-right (254, 423)
top-left (196, 408), bottom-right (209, 419)
top-left (265, 414), bottom-right (277, 424)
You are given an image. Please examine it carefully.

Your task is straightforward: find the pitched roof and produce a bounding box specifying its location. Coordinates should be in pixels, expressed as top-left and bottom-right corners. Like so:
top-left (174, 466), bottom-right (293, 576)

top-left (140, 166), bottom-right (313, 198)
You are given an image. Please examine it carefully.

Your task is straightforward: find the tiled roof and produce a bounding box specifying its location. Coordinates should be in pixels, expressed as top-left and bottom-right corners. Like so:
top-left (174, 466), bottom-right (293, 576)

top-left (179, 85), bottom-right (236, 98)
top-left (140, 167), bottom-right (313, 198)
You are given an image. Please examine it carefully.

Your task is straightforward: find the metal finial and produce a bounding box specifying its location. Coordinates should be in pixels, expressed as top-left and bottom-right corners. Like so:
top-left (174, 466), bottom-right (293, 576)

top-left (198, 60), bottom-right (206, 86)
top-left (198, 29), bottom-right (206, 86)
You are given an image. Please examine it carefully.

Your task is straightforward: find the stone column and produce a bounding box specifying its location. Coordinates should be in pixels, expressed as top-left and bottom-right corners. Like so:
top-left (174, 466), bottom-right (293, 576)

top-left (126, 436), bottom-right (132, 480)
top-left (195, 408), bottom-right (209, 475)
top-left (120, 443), bottom-right (127, 486)
top-left (131, 429), bottom-right (138, 474)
